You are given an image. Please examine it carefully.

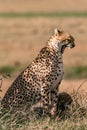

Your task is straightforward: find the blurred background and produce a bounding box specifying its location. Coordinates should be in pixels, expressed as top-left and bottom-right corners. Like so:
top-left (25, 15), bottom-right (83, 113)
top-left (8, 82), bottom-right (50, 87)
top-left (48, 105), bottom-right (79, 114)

top-left (0, 0), bottom-right (87, 97)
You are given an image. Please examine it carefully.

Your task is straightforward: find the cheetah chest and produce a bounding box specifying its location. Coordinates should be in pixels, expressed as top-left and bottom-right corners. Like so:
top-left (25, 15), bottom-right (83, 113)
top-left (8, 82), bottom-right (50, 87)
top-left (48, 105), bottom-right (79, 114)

top-left (51, 63), bottom-right (64, 89)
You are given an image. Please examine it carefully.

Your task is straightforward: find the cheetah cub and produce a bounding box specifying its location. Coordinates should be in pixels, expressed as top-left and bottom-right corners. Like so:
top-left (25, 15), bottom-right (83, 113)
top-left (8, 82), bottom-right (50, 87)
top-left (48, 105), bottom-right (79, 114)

top-left (2, 29), bottom-right (75, 116)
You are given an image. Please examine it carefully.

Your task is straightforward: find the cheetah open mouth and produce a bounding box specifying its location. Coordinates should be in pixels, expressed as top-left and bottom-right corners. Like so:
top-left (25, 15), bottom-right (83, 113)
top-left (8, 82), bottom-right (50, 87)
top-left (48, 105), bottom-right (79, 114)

top-left (61, 43), bottom-right (75, 53)
top-left (61, 45), bottom-right (67, 53)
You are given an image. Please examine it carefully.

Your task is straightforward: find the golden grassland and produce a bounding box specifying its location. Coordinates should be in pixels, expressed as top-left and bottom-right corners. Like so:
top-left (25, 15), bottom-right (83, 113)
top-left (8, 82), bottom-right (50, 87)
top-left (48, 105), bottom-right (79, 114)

top-left (0, 0), bottom-right (87, 13)
top-left (0, 17), bottom-right (87, 67)
top-left (0, 0), bottom-right (87, 129)
top-left (0, 17), bottom-right (87, 130)
top-left (0, 81), bottom-right (87, 130)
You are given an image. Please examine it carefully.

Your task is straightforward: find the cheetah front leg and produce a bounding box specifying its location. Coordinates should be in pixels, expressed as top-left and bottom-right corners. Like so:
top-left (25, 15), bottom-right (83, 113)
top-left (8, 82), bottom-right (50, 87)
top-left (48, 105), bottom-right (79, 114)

top-left (50, 88), bottom-right (58, 116)
top-left (41, 85), bottom-right (50, 116)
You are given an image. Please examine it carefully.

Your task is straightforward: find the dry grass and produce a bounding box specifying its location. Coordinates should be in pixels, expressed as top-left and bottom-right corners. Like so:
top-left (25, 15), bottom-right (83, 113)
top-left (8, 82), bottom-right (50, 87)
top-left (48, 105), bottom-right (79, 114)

top-left (0, 0), bottom-right (87, 13)
top-left (0, 91), bottom-right (87, 130)
top-left (0, 0), bottom-right (87, 129)
top-left (0, 17), bottom-right (87, 67)
top-left (0, 76), bottom-right (87, 130)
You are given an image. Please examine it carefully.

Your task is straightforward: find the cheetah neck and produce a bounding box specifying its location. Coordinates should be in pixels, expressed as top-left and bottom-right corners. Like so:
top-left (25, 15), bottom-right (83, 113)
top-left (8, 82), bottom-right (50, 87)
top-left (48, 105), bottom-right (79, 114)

top-left (47, 37), bottom-right (64, 55)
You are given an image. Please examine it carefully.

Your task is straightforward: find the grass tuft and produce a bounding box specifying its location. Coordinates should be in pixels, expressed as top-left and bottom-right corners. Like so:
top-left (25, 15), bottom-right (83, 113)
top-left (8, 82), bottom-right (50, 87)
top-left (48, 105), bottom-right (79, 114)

top-left (0, 79), bottom-right (87, 130)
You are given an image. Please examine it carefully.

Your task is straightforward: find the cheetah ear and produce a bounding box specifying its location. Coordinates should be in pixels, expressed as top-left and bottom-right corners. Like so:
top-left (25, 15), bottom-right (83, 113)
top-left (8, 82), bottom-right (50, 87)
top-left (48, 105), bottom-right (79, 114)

top-left (54, 28), bottom-right (61, 36)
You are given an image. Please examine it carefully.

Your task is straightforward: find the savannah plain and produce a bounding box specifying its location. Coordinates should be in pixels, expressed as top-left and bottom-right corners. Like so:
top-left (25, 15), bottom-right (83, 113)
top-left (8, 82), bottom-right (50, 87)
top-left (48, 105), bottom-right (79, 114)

top-left (0, 0), bottom-right (87, 129)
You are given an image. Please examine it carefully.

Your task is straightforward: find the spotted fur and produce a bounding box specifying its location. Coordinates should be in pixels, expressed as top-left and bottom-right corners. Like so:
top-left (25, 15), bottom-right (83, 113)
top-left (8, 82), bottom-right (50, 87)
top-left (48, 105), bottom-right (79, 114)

top-left (2, 29), bottom-right (75, 116)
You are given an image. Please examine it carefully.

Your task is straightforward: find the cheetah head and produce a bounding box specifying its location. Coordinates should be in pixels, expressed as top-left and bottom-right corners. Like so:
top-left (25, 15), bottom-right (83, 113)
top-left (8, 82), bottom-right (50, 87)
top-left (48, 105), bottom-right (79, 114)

top-left (49, 29), bottom-right (75, 53)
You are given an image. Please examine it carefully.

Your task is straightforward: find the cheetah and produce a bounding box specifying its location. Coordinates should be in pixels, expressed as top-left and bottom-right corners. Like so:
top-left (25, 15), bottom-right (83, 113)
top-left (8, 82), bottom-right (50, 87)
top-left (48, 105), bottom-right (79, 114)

top-left (1, 29), bottom-right (75, 116)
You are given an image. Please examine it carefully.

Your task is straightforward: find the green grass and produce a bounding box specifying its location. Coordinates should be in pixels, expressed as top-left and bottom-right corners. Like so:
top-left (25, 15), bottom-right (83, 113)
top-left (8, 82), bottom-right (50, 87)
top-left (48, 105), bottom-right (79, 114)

top-left (0, 65), bottom-right (23, 77)
top-left (65, 66), bottom-right (87, 79)
top-left (0, 66), bottom-right (18, 75)
top-left (0, 12), bottom-right (87, 18)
